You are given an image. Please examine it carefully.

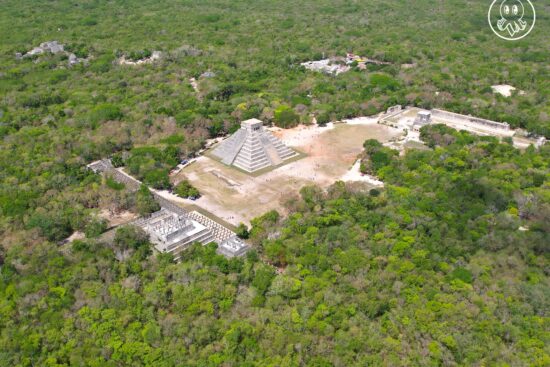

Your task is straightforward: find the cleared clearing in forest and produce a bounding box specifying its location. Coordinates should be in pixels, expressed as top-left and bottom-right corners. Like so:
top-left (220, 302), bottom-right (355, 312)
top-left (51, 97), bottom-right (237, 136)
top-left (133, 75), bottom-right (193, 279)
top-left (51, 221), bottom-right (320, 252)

top-left (173, 122), bottom-right (401, 225)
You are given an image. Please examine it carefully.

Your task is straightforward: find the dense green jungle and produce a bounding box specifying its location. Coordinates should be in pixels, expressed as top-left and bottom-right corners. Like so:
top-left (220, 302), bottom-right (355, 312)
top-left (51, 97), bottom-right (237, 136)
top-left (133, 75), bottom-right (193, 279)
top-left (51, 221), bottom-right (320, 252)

top-left (0, 1), bottom-right (548, 366)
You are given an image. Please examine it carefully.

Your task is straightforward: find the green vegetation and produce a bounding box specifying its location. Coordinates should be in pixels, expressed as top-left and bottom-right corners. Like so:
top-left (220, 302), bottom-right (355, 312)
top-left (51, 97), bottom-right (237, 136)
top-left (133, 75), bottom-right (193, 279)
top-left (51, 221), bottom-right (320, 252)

top-left (360, 139), bottom-right (398, 174)
top-left (88, 104), bottom-right (123, 126)
top-left (160, 134), bottom-right (185, 145)
top-left (236, 222), bottom-right (250, 239)
top-left (126, 146), bottom-right (180, 189)
top-left (0, 0), bottom-right (548, 239)
top-left (105, 176), bottom-right (125, 191)
top-left (126, 49), bottom-right (153, 62)
top-left (0, 0), bottom-right (549, 365)
top-left (84, 217), bottom-right (108, 238)
top-left (135, 184), bottom-right (160, 216)
top-left (113, 225), bottom-right (152, 262)
top-left (1, 0), bottom-right (548, 141)
top-left (174, 180), bottom-right (200, 199)
top-left (274, 105), bottom-right (300, 128)
top-left (1, 129), bottom-right (548, 365)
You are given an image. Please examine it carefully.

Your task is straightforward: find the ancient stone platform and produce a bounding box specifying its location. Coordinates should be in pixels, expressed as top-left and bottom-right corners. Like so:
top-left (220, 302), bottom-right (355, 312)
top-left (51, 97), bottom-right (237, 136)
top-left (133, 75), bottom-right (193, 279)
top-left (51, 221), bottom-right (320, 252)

top-left (211, 119), bottom-right (298, 173)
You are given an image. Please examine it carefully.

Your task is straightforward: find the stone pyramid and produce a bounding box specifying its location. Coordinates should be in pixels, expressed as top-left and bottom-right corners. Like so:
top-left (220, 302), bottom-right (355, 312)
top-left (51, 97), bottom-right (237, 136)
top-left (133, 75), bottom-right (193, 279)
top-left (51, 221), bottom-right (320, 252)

top-left (211, 119), bottom-right (298, 173)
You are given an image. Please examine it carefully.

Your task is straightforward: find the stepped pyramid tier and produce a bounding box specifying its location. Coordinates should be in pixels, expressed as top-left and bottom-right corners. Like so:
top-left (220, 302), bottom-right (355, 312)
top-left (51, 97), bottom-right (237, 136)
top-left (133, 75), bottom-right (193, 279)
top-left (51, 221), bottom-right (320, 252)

top-left (211, 119), bottom-right (298, 173)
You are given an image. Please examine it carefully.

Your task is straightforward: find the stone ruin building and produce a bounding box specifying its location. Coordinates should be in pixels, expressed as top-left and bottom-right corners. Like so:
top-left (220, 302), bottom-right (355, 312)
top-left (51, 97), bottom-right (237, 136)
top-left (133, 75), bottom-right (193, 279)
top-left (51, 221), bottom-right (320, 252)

top-left (135, 209), bottom-right (249, 259)
top-left (413, 110), bottom-right (432, 131)
top-left (211, 118), bottom-right (298, 173)
top-left (386, 105), bottom-right (402, 115)
top-left (17, 41), bottom-right (86, 66)
top-left (86, 159), bottom-right (251, 259)
top-left (217, 236), bottom-right (250, 258)
top-left (431, 109), bottom-right (510, 131)
top-left (134, 208), bottom-right (214, 259)
top-left (26, 41), bottom-right (65, 56)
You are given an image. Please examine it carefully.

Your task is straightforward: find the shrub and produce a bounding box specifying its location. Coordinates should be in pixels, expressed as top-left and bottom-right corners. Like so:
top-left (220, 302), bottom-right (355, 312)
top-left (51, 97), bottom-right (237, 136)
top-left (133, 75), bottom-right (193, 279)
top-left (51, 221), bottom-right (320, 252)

top-left (82, 17), bottom-right (98, 26)
top-left (160, 134), bottom-right (185, 145)
top-left (21, 93), bottom-right (66, 108)
top-left (28, 211), bottom-right (72, 241)
top-left (105, 176), bottom-right (125, 190)
top-left (110, 153), bottom-right (124, 168)
top-left (84, 217), bottom-right (108, 238)
top-left (143, 169), bottom-right (171, 190)
top-left (128, 49), bottom-right (152, 61)
top-left (274, 105), bottom-right (299, 128)
top-left (90, 54), bottom-right (113, 73)
top-left (236, 223), bottom-right (250, 239)
top-left (174, 180), bottom-right (200, 198)
top-left (175, 110), bottom-right (195, 126)
top-left (135, 185), bottom-right (160, 216)
top-left (89, 104), bottom-right (123, 124)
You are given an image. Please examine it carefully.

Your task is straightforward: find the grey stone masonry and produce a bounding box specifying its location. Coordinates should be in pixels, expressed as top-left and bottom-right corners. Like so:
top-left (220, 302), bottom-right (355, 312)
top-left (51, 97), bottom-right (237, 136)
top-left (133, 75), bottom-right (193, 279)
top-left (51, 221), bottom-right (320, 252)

top-left (211, 119), bottom-right (298, 173)
top-left (187, 211), bottom-right (235, 243)
top-left (432, 109), bottom-right (510, 131)
top-left (217, 236), bottom-right (250, 258)
top-left (215, 128), bottom-right (247, 165)
top-left (133, 208), bottom-right (214, 259)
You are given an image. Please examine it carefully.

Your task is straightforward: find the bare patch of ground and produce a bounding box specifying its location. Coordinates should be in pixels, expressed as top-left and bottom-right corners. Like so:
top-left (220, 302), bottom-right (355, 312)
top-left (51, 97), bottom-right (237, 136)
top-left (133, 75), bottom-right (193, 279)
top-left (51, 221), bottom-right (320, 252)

top-left (491, 84), bottom-right (524, 97)
top-left (189, 77), bottom-right (199, 92)
top-left (340, 160), bottom-right (384, 186)
top-left (267, 122), bottom-right (334, 146)
top-left (343, 116), bottom-right (380, 125)
top-left (99, 210), bottom-right (138, 227)
top-left (65, 231), bottom-right (85, 243)
top-left (174, 123), bottom-right (401, 225)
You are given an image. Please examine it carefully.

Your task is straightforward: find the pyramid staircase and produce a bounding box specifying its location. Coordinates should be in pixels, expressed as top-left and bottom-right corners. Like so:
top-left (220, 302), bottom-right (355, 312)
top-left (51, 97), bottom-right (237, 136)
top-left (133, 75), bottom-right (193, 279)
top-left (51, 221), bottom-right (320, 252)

top-left (214, 128), bottom-right (247, 165)
top-left (211, 119), bottom-right (298, 173)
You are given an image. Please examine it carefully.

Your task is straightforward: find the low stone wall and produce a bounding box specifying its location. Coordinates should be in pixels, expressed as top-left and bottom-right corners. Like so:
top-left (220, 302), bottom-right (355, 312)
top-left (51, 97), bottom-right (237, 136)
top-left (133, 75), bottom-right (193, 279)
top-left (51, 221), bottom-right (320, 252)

top-left (386, 105), bottom-right (402, 115)
top-left (432, 109), bottom-right (510, 131)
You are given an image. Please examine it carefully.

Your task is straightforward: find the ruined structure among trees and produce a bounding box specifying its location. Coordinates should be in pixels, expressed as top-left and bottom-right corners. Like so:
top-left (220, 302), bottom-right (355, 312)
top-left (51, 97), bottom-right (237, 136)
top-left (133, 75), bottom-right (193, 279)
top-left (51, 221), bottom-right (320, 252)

top-left (134, 208), bottom-right (214, 258)
top-left (217, 236), bottom-right (250, 258)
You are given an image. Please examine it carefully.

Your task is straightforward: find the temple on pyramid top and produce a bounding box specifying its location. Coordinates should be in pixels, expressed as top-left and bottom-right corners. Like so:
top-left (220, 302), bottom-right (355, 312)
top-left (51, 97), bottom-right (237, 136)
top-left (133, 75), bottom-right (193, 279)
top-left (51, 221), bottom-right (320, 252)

top-left (210, 118), bottom-right (298, 173)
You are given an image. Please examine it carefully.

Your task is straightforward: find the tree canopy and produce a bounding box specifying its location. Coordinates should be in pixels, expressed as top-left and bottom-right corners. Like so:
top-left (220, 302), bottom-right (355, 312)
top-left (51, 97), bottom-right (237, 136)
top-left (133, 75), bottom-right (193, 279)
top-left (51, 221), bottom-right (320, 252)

top-left (1, 128), bottom-right (548, 365)
top-left (0, 0), bottom-right (548, 365)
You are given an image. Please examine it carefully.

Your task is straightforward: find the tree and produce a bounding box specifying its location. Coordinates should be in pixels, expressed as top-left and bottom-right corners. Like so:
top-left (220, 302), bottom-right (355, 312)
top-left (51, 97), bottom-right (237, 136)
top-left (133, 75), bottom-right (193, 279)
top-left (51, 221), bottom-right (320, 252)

top-left (316, 111), bottom-right (331, 126)
top-left (111, 153), bottom-right (124, 167)
top-left (89, 103), bottom-right (123, 125)
top-left (27, 209), bottom-right (72, 241)
top-left (236, 223), bottom-right (250, 239)
top-left (174, 180), bottom-right (200, 198)
top-left (360, 139), bottom-right (397, 174)
top-left (0, 2), bottom-right (549, 365)
top-left (141, 322), bottom-right (161, 346)
top-left (84, 217), bottom-right (108, 238)
top-left (188, 187), bottom-right (200, 198)
top-left (252, 266), bottom-right (275, 295)
top-left (135, 184), bottom-right (160, 216)
top-left (269, 275), bottom-right (302, 299)
top-left (143, 169), bottom-right (171, 190)
top-left (274, 105), bottom-right (299, 128)
top-left (113, 225), bottom-right (150, 255)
